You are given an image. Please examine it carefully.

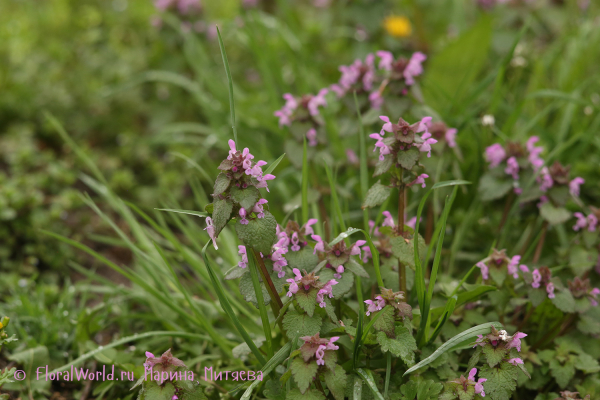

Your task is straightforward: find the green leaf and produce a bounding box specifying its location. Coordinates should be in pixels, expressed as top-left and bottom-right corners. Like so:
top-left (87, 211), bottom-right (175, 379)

top-left (263, 379), bottom-right (286, 400)
top-left (478, 172), bottom-right (512, 202)
top-left (373, 155), bottom-right (394, 177)
top-left (479, 363), bottom-right (518, 400)
top-left (483, 346), bottom-right (508, 368)
top-left (549, 357), bottom-right (576, 388)
top-left (376, 326), bottom-right (417, 366)
top-left (355, 369), bottom-right (384, 400)
top-left (489, 266), bottom-right (507, 287)
top-left (283, 309), bottom-right (322, 340)
top-left (235, 211), bottom-right (278, 254)
top-left (362, 181), bottom-right (392, 209)
top-left (239, 270), bottom-right (271, 307)
top-left (391, 234), bottom-right (426, 269)
top-left (569, 246), bottom-right (598, 276)
top-left (539, 203), bottom-right (571, 225)
top-left (551, 290), bottom-right (575, 313)
top-left (323, 365), bottom-right (347, 400)
top-left (329, 227), bottom-right (362, 247)
top-left (156, 208), bottom-right (209, 218)
top-left (575, 353), bottom-right (600, 374)
top-left (345, 259), bottom-right (370, 278)
top-left (286, 247), bottom-right (320, 271)
top-left (231, 185), bottom-right (260, 210)
top-left (213, 199), bottom-right (234, 235)
top-left (404, 322), bottom-right (503, 376)
top-left (428, 295), bottom-right (457, 345)
top-left (372, 305), bottom-right (396, 337)
top-left (403, 380), bottom-right (443, 400)
top-left (213, 173), bottom-right (231, 195)
top-left (397, 147), bottom-right (420, 170)
top-left (285, 388), bottom-right (325, 400)
top-left (291, 358), bottom-right (319, 394)
top-left (143, 382), bottom-right (177, 400)
top-left (295, 288), bottom-right (318, 317)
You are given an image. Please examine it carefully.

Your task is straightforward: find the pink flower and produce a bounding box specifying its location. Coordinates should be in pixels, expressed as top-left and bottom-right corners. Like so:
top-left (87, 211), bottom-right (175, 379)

top-left (311, 235), bottom-right (326, 254)
top-left (306, 128), bottom-right (318, 147)
top-left (519, 264), bottom-right (529, 273)
top-left (379, 116), bottom-right (393, 134)
top-left (227, 139), bottom-right (237, 160)
top-left (406, 216), bottom-right (420, 230)
top-left (286, 268), bottom-right (303, 297)
top-left (532, 269), bottom-right (541, 288)
top-left (508, 358), bottom-right (524, 366)
top-left (238, 246), bottom-right (248, 268)
top-left (505, 156), bottom-right (519, 180)
top-left (485, 143), bottom-right (506, 168)
top-left (369, 133), bottom-right (392, 161)
top-left (154, 0), bottom-right (174, 11)
top-left (316, 279), bottom-right (338, 307)
top-left (445, 128), bottom-right (458, 148)
top-left (527, 136), bottom-right (544, 171)
top-left (376, 51), bottom-right (394, 71)
top-left (350, 240), bottom-right (367, 258)
top-left (368, 91), bottom-right (383, 109)
top-left (271, 246), bottom-right (288, 278)
top-left (304, 219), bottom-right (318, 236)
top-left (546, 282), bottom-right (555, 299)
top-left (417, 132), bottom-right (438, 157)
top-left (252, 199), bottom-right (268, 219)
top-left (361, 245), bottom-right (372, 263)
top-left (537, 195), bottom-right (548, 208)
top-left (538, 167), bottom-right (553, 192)
top-left (239, 208), bottom-right (249, 225)
top-left (573, 212), bottom-right (588, 231)
top-left (334, 265), bottom-right (345, 279)
top-left (588, 214), bottom-right (598, 232)
top-left (307, 88), bottom-right (328, 116)
top-left (362, 54), bottom-right (376, 91)
top-left (204, 217), bottom-right (218, 249)
top-left (382, 211), bottom-right (395, 228)
top-left (468, 368), bottom-right (487, 397)
top-left (590, 288), bottom-right (599, 307)
top-left (507, 255), bottom-right (521, 279)
top-left (403, 52), bottom-right (427, 85)
top-left (477, 261), bottom-right (489, 280)
top-left (569, 177), bottom-right (584, 197)
top-left (145, 351), bottom-right (155, 358)
top-left (365, 295), bottom-right (385, 316)
top-left (291, 232), bottom-right (301, 252)
top-left (410, 174), bottom-right (429, 188)
top-left (346, 149), bottom-right (359, 165)
top-left (506, 332), bottom-right (527, 352)
top-left (274, 93), bottom-right (298, 127)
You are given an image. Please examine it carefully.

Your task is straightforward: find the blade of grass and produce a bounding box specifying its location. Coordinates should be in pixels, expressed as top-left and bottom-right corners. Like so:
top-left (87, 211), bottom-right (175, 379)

top-left (216, 27), bottom-right (237, 145)
top-left (426, 295), bottom-right (457, 346)
top-left (264, 153), bottom-right (286, 175)
top-left (201, 242), bottom-right (266, 366)
top-left (354, 92), bottom-right (370, 231)
top-left (325, 163), bottom-right (347, 232)
top-left (247, 250), bottom-right (274, 358)
top-left (302, 137), bottom-right (309, 223)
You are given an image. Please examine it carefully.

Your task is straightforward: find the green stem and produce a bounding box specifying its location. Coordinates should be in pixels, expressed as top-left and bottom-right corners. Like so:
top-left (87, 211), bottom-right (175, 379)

top-left (398, 184), bottom-right (406, 293)
top-left (248, 251), bottom-right (274, 358)
top-left (384, 353), bottom-right (392, 397)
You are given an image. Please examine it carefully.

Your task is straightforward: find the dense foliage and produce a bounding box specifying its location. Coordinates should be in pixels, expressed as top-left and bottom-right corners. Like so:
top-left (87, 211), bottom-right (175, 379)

top-left (1, 1), bottom-right (600, 400)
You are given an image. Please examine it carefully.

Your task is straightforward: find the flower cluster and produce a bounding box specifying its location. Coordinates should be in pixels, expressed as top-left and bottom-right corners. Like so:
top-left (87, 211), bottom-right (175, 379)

top-left (474, 326), bottom-right (528, 366)
top-left (204, 141), bottom-right (275, 249)
top-left (286, 268), bottom-right (338, 308)
top-left (299, 333), bottom-right (340, 366)
top-left (360, 213), bottom-right (419, 263)
top-left (573, 211), bottom-right (598, 232)
top-left (484, 137), bottom-right (584, 200)
top-left (425, 120), bottom-right (459, 149)
top-left (567, 277), bottom-right (600, 307)
top-left (447, 368), bottom-right (487, 397)
top-left (276, 219), bottom-right (319, 252)
top-left (311, 236), bottom-right (366, 278)
top-left (364, 288), bottom-right (412, 319)
top-left (274, 90), bottom-right (329, 146)
top-left (330, 51), bottom-right (426, 108)
top-left (531, 266), bottom-right (555, 299)
top-left (237, 242), bottom-right (289, 278)
top-left (476, 249), bottom-right (526, 281)
top-left (152, 0), bottom-right (218, 38)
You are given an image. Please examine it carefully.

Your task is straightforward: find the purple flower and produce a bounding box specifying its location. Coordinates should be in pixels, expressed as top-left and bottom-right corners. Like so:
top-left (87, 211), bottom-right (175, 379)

top-left (307, 88), bottom-right (329, 116)
top-left (382, 211), bottom-right (395, 228)
top-left (403, 52), bottom-right (427, 85)
top-left (410, 174), bottom-right (429, 189)
top-left (204, 217), bottom-right (218, 249)
top-left (406, 216), bottom-right (420, 230)
top-left (252, 199), bottom-right (268, 219)
top-left (350, 240), bottom-right (367, 258)
top-left (311, 235), bottom-right (326, 254)
top-left (445, 128), bottom-right (458, 148)
top-left (239, 208), bottom-right (249, 225)
top-left (376, 51), bottom-right (394, 71)
top-left (588, 214), bottom-right (598, 232)
top-left (538, 167), bottom-right (553, 192)
top-left (468, 368), bottom-right (487, 397)
top-left (546, 282), bottom-right (555, 299)
top-left (315, 337), bottom-right (339, 365)
top-left (526, 136), bottom-right (544, 171)
top-left (238, 246), bottom-right (248, 268)
top-left (477, 261), bottom-right (489, 280)
top-left (507, 255), bottom-right (521, 279)
top-left (306, 128), bottom-right (318, 147)
top-left (154, 0), bottom-right (175, 11)
top-left (569, 177), bottom-right (584, 197)
top-left (368, 91), bottom-right (383, 109)
top-left (505, 156), bottom-right (519, 180)
top-left (291, 232), bottom-right (301, 252)
top-left (506, 332), bottom-right (527, 352)
top-left (286, 268), bottom-right (302, 297)
top-left (177, 0), bottom-right (201, 14)
top-left (316, 279), bottom-right (338, 307)
top-left (346, 149), bottom-right (359, 165)
top-left (417, 131), bottom-right (438, 157)
top-left (274, 93), bottom-right (298, 127)
top-left (519, 264), bottom-right (529, 273)
top-left (304, 219), bottom-right (318, 236)
top-left (508, 358), bottom-right (524, 366)
top-left (271, 246), bottom-right (288, 278)
top-left (369, 133), bottom-right (392, 161)
top-left (590, 288), bottom-right (599, 307)
top-left (379, 116), bottom-right (393, 134)
top-left (364, 295), bottom-right (385, 316)
top-left (362, 54), bottom-right (376, 91)
top-left (333, 265), bottom-right (344, 279)
top-left (485, 143), bottom-right (506, 168)
top-left (532, 269), bottom-right (542, 288)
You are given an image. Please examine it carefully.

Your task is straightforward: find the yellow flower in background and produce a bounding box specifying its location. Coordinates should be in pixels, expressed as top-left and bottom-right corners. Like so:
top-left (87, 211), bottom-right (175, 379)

top-left (384, 16), bottom-right (412, 38)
